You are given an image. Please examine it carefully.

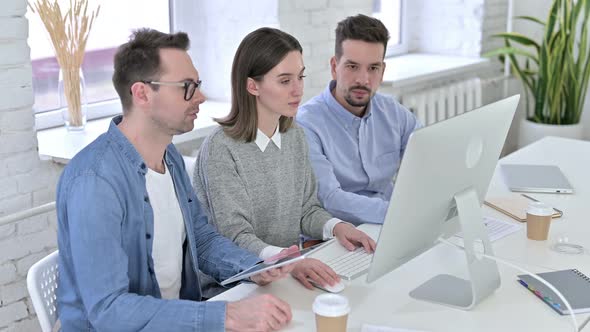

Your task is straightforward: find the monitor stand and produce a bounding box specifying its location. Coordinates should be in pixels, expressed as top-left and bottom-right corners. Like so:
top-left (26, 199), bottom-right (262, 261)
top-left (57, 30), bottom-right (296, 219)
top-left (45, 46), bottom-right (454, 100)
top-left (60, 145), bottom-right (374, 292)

top-left (408, 187), bottom-right (501, 310)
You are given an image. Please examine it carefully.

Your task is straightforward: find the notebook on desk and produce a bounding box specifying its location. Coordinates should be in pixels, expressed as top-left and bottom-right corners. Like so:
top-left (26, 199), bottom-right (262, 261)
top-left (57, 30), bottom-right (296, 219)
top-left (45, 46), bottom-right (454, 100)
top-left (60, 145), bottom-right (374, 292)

top-left (518, 269), bottom-right (590, 315)
top-left (484, 194), bottom-right (562, 222)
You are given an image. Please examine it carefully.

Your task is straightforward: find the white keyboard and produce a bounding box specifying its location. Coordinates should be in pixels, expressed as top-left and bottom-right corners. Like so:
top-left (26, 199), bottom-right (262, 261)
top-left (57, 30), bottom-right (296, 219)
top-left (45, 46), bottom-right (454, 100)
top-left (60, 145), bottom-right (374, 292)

top-left (324, 247), bottom-right (373, 280)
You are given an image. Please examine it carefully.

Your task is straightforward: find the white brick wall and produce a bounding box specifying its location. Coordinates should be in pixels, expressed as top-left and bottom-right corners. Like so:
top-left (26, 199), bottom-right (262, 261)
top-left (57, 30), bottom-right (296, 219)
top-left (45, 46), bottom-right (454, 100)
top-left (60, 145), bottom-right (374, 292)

top-left (0, 302), bottom-right (28, 328)
top-left (0, 0), bottom-right (60, 330)
top-left (0, 265), bottom-right (17, 286)
top-left (174, 0), bottom-right (279, 102)
top-left (406, 0), bottom-right (487, 56)
top-left (482, 0), bottom-right (510, 54)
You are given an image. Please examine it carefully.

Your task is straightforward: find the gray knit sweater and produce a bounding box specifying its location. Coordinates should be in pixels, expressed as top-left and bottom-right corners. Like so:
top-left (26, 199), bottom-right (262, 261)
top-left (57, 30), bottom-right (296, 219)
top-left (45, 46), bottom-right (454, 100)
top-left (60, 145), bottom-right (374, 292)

top-left (194, 125), bottom-right (332, 256)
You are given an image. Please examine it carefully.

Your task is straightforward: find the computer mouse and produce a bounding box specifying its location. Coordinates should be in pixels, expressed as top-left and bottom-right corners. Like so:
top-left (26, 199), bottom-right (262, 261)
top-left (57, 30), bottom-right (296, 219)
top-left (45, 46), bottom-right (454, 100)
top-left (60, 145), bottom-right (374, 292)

top-left (307, 278), bottom-right (345, 293)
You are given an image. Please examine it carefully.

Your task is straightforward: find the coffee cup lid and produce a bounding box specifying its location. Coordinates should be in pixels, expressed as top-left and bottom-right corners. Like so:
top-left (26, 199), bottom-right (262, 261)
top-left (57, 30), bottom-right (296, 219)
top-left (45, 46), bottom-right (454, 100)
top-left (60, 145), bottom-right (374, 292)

top-left (312, 294), bottom-right (350, 317)
top-left (527, 201), bottom-right (553, 217)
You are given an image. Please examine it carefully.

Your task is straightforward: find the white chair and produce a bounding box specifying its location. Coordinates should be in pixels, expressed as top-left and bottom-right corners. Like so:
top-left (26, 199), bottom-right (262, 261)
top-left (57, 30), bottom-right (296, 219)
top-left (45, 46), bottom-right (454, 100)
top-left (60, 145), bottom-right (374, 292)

top-left (27, 251), bottom-right (59, 332)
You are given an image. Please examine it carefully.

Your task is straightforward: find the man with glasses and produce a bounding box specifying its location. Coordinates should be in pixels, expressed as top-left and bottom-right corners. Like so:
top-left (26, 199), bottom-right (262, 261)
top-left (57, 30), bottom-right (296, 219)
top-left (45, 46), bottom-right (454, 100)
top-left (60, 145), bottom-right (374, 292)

top-left (57, 28), bottom-right (294, 331)
top-left (141, 79), bottom-right (202, 101)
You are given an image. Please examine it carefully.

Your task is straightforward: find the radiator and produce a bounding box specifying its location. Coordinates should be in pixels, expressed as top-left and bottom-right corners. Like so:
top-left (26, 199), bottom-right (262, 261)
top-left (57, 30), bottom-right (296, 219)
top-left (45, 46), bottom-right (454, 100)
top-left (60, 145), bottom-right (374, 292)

top-left (400, 78), bottom-right (482, 126)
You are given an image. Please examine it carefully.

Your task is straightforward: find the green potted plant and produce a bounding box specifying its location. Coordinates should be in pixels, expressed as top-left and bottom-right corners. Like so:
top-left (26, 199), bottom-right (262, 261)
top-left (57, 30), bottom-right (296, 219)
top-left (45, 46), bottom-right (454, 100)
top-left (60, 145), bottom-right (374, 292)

top-left (486, 0), bottom-right (590, 147)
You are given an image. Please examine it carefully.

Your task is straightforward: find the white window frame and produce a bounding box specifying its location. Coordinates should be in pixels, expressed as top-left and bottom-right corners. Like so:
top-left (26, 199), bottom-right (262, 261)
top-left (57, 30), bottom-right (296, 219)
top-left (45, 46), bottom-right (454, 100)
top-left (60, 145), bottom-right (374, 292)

top-left (385, 0), bottom-right (408, 57)
top-left (35, 99), bottom-right (121, 130)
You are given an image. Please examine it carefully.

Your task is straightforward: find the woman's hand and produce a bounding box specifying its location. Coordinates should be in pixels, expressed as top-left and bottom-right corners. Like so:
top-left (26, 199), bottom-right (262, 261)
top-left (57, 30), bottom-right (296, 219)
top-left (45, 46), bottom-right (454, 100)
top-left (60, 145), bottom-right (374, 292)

top-left (333, 223), bottom-right (376, 252)
top-left (290, 258), bottom-right (340, 289)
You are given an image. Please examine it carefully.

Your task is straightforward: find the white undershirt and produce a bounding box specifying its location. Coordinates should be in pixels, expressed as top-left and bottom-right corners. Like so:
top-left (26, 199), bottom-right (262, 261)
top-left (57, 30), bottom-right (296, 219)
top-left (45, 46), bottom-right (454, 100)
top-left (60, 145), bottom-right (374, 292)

top-left (145, 163), bottom-right (186, 299)
top-left (254, 128), bottom-right (343, 260)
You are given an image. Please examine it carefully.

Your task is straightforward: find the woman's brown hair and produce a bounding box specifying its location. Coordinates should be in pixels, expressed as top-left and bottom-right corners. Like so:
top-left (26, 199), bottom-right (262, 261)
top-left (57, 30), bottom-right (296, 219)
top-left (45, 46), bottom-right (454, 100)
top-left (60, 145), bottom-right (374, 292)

top-left (216, 27), bottom-right (303, 142)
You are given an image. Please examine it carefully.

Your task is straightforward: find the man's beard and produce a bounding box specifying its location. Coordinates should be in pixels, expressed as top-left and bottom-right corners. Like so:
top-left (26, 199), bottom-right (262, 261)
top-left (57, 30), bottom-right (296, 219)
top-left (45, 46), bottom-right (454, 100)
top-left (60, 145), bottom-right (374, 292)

top-left (344, 86), bottom-right (371, 107)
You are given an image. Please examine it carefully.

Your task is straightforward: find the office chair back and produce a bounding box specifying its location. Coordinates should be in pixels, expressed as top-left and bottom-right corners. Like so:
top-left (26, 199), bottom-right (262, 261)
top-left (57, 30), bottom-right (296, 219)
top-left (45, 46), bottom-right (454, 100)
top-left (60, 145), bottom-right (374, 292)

top-left (27, 250), bottom-right (59, 332)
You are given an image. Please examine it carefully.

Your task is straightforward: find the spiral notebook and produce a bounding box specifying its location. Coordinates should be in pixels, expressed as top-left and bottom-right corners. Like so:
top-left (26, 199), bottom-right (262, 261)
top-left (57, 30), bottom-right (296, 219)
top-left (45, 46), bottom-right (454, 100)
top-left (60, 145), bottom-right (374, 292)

top-left (518, 269), bottom-right (590, 315)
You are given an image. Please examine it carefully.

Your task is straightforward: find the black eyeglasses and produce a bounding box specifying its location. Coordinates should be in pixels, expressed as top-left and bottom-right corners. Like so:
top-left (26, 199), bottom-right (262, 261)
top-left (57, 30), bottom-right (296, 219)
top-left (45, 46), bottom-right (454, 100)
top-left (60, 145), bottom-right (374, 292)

top-left (140, 80), bottom-right (202, 101)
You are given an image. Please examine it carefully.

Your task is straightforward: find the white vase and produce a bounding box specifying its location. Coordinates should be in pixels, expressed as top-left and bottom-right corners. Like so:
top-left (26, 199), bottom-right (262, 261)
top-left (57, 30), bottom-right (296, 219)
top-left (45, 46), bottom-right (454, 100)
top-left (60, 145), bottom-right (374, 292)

top-left (518, 119), bottom-right (583, 148)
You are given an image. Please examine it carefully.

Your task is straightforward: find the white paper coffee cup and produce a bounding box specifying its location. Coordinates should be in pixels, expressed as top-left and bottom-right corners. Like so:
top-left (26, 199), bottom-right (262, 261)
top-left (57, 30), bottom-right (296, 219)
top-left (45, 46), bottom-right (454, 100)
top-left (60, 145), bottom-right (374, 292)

top-left (312, 294), bottom-right (350, 332)
top-left (526, 201), bottom-right (553, 217)
top-left (526, 202), bottom-right (553, 241)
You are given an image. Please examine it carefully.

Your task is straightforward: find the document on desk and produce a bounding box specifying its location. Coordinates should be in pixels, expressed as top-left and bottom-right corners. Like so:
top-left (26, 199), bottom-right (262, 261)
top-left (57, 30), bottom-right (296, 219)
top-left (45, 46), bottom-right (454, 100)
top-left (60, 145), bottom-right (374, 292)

top-left (454, 216), bottom-right (522, 242)
top-left (361, 324), bottom-right (429, 332)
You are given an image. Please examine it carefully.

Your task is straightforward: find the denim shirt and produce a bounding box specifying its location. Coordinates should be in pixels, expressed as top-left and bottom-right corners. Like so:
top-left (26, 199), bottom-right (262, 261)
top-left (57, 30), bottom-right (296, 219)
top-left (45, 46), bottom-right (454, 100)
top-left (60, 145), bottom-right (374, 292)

top-left (297, 81), bottom-right (421, 224)
top-left (56, 116), bottom-right (261, 331)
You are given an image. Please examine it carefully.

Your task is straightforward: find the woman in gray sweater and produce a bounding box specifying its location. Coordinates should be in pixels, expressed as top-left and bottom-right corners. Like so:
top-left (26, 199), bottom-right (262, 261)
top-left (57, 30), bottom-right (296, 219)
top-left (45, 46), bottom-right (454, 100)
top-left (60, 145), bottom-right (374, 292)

top-left (194, 27), bottom-right (375, 290)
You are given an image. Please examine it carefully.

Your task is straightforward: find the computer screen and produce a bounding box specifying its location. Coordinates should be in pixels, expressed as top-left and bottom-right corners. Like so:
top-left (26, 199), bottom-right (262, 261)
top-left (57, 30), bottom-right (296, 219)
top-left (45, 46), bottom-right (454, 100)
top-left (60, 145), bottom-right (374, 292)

top-left (366, 95), bottom-right (520, 309)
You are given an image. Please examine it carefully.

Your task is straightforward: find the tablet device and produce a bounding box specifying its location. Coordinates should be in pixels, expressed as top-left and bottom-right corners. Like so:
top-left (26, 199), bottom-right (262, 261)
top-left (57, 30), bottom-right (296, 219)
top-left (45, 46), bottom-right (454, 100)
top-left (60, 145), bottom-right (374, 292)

top-left (220, 247), bottom-right (308, 286)
top-left (501, 164), bottom-right (574, 194)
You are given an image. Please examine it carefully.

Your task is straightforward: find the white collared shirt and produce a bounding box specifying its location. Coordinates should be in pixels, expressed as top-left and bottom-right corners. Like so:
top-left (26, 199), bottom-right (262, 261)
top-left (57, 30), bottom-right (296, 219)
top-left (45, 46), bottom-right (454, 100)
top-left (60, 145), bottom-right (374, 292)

top-left (255, 128), bottom-right (282, 152)
top-left (254, 127), bottom-right (343, 260)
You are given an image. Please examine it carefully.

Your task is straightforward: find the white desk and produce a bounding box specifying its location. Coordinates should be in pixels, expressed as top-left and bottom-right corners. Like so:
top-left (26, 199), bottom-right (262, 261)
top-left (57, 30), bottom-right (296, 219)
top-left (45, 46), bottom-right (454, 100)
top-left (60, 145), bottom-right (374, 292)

top-left (210, 136), bottom-right (590, 331)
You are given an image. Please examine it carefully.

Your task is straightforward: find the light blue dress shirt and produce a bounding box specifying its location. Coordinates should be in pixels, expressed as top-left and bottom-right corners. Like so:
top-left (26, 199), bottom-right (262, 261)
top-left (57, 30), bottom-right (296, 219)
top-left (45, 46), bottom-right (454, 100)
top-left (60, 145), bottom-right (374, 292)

top-left (297, 81), bottom-right (421, 224)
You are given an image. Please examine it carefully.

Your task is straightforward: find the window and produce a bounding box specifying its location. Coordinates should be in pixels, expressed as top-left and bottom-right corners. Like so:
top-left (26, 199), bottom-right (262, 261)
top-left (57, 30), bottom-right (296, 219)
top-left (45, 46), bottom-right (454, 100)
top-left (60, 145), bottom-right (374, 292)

top-left (28, 0), bottom-right (170, 129)
top-left (373, 0), bottom-right (407, 56)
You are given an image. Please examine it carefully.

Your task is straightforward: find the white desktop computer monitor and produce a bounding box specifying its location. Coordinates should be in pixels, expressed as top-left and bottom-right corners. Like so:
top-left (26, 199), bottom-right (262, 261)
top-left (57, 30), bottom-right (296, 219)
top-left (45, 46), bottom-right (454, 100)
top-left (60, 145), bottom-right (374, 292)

top-left (366, 95), bottom-right (520, 310)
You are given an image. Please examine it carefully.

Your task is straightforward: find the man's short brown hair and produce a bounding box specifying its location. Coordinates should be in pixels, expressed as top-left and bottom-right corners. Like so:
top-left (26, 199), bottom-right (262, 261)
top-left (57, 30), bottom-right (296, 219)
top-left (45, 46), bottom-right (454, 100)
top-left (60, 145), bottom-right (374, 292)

top-left (112, 29), bottom-right (190, 112)
top-left (335, 14), bottom-right (390, 59)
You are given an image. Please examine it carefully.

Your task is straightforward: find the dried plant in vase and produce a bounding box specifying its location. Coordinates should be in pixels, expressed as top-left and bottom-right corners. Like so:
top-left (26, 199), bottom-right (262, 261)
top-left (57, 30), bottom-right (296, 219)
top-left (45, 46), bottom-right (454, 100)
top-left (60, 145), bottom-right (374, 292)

top-left (29, 0), bottom-right (100, 129)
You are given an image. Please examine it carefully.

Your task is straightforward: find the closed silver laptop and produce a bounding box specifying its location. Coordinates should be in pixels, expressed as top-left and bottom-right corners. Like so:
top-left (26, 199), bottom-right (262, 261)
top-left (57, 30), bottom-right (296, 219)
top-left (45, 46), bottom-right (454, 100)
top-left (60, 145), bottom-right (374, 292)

top-left (501, 164), bottom-right (574, 194)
